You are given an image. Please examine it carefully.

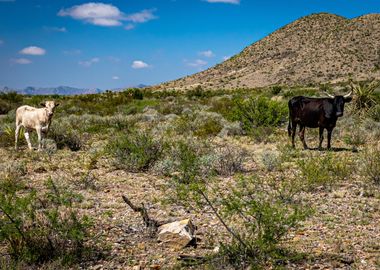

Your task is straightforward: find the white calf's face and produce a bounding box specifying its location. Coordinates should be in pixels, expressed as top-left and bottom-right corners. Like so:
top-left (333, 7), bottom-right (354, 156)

top-left (41, 101), bottom-right (59, 116)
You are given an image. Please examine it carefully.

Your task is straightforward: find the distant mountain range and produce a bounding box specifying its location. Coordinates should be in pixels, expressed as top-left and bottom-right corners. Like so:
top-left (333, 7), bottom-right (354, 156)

top-left (156, 13), bottom-right (380, 90)
top-left (0, 84), bottom-right (148, 96)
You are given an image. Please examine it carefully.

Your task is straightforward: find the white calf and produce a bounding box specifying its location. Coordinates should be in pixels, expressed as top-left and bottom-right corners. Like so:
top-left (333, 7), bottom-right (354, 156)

top-left (15, 101), bottom-right (59, 151)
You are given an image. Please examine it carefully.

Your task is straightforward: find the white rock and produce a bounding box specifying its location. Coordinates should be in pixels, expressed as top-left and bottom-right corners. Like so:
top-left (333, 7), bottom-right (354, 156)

top-left (157, 219), bottom-right (195, 250)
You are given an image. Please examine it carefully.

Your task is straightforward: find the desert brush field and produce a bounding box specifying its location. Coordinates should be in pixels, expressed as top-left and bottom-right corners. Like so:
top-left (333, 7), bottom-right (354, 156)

top-left (0, 84), bottom-right (380, 269)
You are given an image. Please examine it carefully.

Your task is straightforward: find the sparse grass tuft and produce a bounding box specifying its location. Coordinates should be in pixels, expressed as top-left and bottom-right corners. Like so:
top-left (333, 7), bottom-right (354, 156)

top-left (361, 145), bottom-right (380, 185)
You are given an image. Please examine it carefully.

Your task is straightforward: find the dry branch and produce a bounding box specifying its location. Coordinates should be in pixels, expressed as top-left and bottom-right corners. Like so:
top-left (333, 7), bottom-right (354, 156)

top-left (121, 195), bottom-right (159, 231)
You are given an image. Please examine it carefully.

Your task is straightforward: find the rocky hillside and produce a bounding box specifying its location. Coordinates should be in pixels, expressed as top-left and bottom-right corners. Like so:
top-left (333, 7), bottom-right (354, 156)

top-left (157, 13), bottom-right (380, 90)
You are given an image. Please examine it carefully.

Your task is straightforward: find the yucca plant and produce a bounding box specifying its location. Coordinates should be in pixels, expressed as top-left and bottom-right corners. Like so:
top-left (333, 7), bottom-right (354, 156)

top-left (350, 80), bottom-right (379, 113)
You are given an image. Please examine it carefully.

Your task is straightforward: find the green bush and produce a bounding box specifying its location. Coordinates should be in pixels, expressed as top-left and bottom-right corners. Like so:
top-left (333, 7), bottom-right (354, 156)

top-left (0, 91), bottom-right (23, 104)
top-left (166, 139), bottom-right (308, 268)
top-left (49, 124), bottom-right (82, 151)
top-left (231, 96), bottom-right (287, 133)
top-left (0, 177), bottom-right (92, 265)
top-left (194, 116), bottom-right (223, 137)
top-left (123, 88), bottom-right (144, 100)
top-left (220, 176), bottom-right (309, 268)
top-left (108, 131), bottom-right (163, 172)
top-left (297, 153), bottom-right (351, 191)
top-left (0, 99), bottom-right (12, 114)
top-left (271, 85), bottom-right (282, 95)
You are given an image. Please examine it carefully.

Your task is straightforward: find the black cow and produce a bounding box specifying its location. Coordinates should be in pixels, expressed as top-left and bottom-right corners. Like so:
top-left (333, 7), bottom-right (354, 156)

top-left (288, 92), bottom-right (352, 150)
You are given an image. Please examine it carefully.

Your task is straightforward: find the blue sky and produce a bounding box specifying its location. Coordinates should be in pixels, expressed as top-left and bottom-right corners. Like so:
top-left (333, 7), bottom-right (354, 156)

top-left (1, 0), bottom-right (379, 90)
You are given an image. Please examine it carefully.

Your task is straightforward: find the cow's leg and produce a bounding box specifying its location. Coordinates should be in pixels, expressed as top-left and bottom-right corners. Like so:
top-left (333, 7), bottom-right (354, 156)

top-left (36, 127), bottom-right (42, 151)
top-left (24, 131), bottom-right (33, 150)
top-left (15, 124), bottom-right (21, 150)
top-left (299, 125), bottom-right (308, 149)
top-left (291, 122), bottom-right (297, 148)
top-left (327, 127), bottom-right (333, 150)
top-left (318, 127), bottom-right (324, 150)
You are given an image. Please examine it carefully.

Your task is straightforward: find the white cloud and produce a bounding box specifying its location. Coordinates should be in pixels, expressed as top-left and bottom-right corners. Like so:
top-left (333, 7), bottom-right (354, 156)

top-left (11, 58), bottom-right (32, 65)
top-left (124, 23), bottom-right (135, 30)
top-left (44, 26), bottom-right (67, 32)
top-left (223, 55), bottom-right (231, 61)
top-left (132, 60), bottom-right (149, 69)
top-left (79, 57), bottom-right (99, 67)
top-left (125, 9), bottom-right (157, 23)
top-left (92, 18), bottom-right (122, 26)
top-left (199, 50), bottom-right (215, 58)
top-left (58, 3), bottom-right (123, 27)
top-left (205, 0), bottom-right (240, 4)
top-left (112, 76), bottom-right (119, 80)
top-left (19, 46), bottom-right (46, 56)
top-left (186, 59), bottom-right (208, 68)
top-left (58, 3), bottom-right (157, 28)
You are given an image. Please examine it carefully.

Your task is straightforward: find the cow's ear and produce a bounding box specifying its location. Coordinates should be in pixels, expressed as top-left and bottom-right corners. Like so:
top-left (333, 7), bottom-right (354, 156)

top-left (323, 100), bottom-right (334, 118)
top-left (40, 102), bottom-right (46, 107)
top-left (344, 97), bottom-right (352, 103)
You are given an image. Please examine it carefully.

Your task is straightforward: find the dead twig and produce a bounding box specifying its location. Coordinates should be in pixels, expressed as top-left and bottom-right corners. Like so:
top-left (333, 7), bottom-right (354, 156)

top-left (121, 195), bottom-right (159, 232)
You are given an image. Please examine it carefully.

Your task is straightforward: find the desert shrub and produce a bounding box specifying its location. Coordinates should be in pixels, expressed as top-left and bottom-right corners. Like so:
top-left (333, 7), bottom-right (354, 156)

top-left (261, 150), bottom-right (281, 172)
top-left (212, 145), bottom-right (246, 176)
top-left (170, 161), bottom-right (309, 268)
top-left (171, 111), bottom-right (227, 137)
top-left (186, 85), bottom-right (210, 99)
top-left (0, 99), bottom-right (12, 114)
top-left (218, 121), bottom-right (244, 137)
top-left (49, 124), bottom-right (82, 151)
top-left (0, 91), bottom-right (23, 104)
top-left (368, 104), bottom-right (380, 121)
top-left (361, 145), bottom-right (380, 184)
top-left (123, 88), bottom-right (144, 100)
top-left (250, 126), bottom-right (277, 143)
top-left (343, 127), bottom-right (366, 149)
top-left (108, 130), bottom-right (163, 172)
top-left (157, 102), bottom-right (183, 115)
top-left (0, 177), bottom-right (92, 265)
top-left (208, 95), bottom-right (236, 119)
top-left (297, 153), bottom-right (351, 191)
top-left (271, 85), bottom-right (282, 95)
top-left (0, 161), bottom-right (27, 179)
top-left (231, 96), bottom-right (287, 133)
top-left (124, 99), bottom-right (160, 115)
top-left (193, 113), bottom-right (224, 137)
top-left (154, 139), bottom-right (245, 178)
top-left (220, 175), bottom-right (310, 268)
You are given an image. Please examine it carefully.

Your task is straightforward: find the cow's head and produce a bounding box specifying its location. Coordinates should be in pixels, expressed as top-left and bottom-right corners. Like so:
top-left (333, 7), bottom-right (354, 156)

top-left (325, 92), bottom-right (352, 118)
top-left (40, 101), bottom-right (59, 117)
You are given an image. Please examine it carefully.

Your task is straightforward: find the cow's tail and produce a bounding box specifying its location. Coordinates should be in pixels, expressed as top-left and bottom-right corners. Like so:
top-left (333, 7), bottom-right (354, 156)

top-left (287, 101), bottom-right (292, 137)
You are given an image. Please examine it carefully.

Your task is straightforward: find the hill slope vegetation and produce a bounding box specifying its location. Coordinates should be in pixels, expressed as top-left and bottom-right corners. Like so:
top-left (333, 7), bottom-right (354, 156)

top-left (157, 13), bottom-right (380, 90)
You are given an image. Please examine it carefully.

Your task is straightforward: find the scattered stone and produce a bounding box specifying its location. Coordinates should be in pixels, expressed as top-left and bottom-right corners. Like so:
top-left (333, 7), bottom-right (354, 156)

top-left (157, 219), bottom-right (195, 250)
